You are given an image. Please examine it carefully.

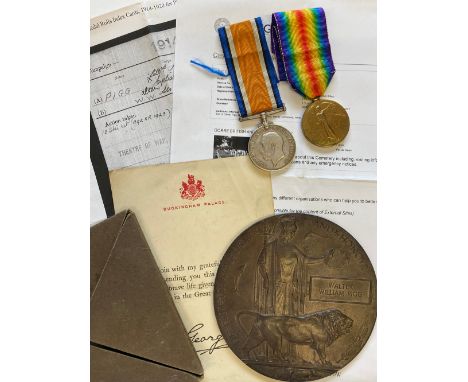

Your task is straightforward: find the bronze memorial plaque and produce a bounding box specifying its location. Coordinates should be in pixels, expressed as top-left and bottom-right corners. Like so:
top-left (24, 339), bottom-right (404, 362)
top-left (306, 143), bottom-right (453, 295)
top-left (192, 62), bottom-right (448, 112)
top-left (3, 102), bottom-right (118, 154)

top-left (214, 213), bottom-right (376, 381)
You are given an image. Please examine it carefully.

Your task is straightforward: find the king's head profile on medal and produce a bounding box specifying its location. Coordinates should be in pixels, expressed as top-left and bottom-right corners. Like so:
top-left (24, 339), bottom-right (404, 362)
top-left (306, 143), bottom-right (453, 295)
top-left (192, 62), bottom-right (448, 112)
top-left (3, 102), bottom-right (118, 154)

top-left (248, 113), bottom-right (296, 172)
top-left (260, 130), bottom-right (286, 166)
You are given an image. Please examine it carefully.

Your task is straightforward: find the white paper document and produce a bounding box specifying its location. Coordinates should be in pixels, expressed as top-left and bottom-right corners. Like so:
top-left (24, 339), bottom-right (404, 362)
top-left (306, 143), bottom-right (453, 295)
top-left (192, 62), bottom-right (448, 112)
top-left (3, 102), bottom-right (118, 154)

top-left (170, 0), bottom-right (376, 180)
top-left (272, 177), bottom-right (377, 382)
top-left (90, 1), bottom-right (177, 171)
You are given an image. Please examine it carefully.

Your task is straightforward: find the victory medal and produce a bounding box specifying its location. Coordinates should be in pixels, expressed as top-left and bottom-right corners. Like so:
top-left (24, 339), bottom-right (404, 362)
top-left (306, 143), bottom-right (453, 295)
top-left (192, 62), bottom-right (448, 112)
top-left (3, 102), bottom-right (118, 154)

top-left (218, 18), bottom-right (295, 171)
top-left (272, 8), bottom-right (350, 147)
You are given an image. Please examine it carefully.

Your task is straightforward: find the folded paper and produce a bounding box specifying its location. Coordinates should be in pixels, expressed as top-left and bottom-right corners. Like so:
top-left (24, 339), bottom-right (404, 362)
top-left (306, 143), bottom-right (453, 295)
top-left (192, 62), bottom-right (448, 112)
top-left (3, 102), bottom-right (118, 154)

top-left (90, 210), bottom-right (203, 381)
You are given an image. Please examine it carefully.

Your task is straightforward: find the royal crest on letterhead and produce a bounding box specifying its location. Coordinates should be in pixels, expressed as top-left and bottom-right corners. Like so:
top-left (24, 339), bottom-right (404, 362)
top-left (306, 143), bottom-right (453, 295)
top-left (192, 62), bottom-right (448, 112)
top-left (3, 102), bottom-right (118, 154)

top-left (180, 174), bottom-right (206, 201)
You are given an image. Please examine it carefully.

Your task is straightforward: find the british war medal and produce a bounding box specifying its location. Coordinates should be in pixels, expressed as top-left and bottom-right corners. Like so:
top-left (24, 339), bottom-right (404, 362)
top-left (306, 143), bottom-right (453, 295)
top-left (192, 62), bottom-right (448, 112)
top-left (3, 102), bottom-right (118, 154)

top-left (218, 17), bottom-right (295, 171)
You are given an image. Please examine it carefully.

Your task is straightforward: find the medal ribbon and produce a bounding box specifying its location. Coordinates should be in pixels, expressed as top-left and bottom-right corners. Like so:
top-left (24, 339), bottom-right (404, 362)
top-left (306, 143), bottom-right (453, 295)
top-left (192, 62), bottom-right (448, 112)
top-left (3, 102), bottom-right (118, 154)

top-left (271, 8), bottom-right (335, 99)
top-left (218, 17), bottom-right (283, 118)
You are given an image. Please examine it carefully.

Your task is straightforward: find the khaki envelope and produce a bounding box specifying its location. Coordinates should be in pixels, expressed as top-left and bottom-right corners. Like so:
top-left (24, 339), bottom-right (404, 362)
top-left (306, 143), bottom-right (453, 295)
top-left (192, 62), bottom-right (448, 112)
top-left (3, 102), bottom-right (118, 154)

top-left (90, 210), bottom-right (203, 381)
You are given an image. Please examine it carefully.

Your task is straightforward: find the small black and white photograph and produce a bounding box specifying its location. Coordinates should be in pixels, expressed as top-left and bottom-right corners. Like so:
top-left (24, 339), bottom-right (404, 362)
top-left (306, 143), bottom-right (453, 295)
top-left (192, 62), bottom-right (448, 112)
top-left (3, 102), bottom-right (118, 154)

top-left (213, 135), bottom-right (249, 158)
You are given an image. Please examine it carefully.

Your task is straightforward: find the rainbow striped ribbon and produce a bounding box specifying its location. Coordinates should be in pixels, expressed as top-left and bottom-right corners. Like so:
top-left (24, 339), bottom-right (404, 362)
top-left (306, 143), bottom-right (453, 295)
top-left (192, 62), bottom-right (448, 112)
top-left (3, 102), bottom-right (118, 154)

top-left (271, 8), bottom-right (335, 99)
top-left (218, 17), bottom-right (284, 118)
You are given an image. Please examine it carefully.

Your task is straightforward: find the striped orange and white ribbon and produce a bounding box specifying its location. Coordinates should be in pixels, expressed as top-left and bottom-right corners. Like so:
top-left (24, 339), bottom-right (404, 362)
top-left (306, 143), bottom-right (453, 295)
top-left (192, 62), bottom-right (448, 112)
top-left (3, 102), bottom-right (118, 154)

top-left (218, 17), bottom-right (284, 118)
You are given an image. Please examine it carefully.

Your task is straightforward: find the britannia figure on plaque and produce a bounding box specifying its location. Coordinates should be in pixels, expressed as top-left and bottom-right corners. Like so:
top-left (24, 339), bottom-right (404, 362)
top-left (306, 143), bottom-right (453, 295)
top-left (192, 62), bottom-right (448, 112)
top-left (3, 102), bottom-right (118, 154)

top-left (251, 217), bottom-right (338, 362)
top-left (251, 216), bottom-right (307, 361)
top-left (254, 216), bottom-right (306, 317)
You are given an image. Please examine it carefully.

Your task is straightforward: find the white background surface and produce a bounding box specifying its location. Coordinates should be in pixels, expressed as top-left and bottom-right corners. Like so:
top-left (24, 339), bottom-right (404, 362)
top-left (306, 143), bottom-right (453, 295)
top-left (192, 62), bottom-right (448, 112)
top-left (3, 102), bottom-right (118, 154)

top-left (0, 1), bottom-right (467, 382)
top-left (91, 0), bottom-right (137, 17)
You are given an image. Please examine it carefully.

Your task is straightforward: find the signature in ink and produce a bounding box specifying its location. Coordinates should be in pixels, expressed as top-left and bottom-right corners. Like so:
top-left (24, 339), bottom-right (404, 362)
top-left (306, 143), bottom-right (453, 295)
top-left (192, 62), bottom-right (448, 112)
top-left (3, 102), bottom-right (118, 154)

top-left (147, 64), bottom-right (166, 83)
top-left (188, 323), bottom-right (229, 355)
top-left (147, 64), bottom-right (174, 84)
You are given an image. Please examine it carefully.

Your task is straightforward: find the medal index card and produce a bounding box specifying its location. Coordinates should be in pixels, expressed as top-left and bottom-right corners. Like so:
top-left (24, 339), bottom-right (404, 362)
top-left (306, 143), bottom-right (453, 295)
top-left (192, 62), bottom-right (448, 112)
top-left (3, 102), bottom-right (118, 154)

top-left (90, 6), bottom-right (176, 170)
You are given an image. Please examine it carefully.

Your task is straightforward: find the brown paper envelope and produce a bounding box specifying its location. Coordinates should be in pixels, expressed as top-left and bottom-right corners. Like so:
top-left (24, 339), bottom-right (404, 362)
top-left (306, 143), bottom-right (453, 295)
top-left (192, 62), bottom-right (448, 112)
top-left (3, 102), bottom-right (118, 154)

top-left (90, 210), bottom-right (203, 381)
top-left (90, 346), bottom-right (201, 382)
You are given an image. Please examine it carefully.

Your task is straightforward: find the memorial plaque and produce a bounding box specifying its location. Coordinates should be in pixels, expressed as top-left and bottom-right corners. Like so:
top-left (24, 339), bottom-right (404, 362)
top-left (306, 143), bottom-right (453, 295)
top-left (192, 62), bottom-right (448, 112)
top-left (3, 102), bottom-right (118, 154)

top-left (214, 213), bottom-right (376, 381)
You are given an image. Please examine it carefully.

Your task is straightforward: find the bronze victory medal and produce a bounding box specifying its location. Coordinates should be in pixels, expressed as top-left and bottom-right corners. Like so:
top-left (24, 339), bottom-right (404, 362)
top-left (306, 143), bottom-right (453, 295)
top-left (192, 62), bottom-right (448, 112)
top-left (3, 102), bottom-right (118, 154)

top-left (248, 124), bottom-right (296, 172)
top-left (214, 214), bottom-right (376, 382)
top-left (302, 99), bottom-right (350, 147)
